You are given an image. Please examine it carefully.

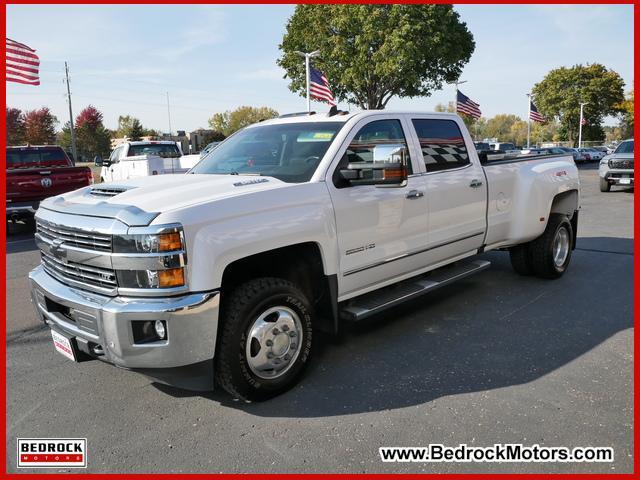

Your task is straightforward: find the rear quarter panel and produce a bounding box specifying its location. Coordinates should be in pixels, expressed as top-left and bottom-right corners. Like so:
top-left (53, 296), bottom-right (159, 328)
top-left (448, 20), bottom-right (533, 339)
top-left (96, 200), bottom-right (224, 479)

top-left (483, 155), bottom-right (579, 248)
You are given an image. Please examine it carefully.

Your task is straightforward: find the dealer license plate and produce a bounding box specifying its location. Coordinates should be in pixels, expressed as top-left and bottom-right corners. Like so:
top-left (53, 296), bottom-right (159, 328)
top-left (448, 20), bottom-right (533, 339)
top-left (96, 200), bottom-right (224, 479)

top-left (619, 176), bottom-right (631, 185)
top-left (51, 329), bottom-right (77, 362)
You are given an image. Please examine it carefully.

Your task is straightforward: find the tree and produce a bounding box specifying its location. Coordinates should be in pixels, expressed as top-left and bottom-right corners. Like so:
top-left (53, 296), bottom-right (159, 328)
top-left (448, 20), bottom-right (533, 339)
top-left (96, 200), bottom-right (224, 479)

top-left (208, 106), bottom-right (279, 137)
top-left (532, 64), bottom-right (625, 146)
top-left (617, 87), bottom-right (634, 139)
top-left (7, 107), bottom-right (25, 146)
top-left (484, 114), bottom-right (521, 141)
top-left (115, 115), bottom-right (146, 141)
top-left (75, 106), bottom-right (112, 161)
top-left (278, 5), bottom-right (475, 109)
top-left (199, 129), bottom-right (226, 145)
top-left (23, 107), bottom-right (57, 145)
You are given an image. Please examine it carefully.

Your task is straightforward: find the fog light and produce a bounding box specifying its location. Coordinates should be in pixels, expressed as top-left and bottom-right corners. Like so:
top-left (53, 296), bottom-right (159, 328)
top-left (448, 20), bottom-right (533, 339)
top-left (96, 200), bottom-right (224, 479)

top-left (154, 320), bottom-right (166, 340)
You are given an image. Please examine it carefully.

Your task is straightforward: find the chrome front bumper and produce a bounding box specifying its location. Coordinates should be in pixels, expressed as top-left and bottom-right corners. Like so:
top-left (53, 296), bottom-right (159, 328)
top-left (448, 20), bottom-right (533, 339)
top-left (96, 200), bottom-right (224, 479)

top-left (604, 169), bottom-right (634, 185)
top-left (29, 265), bottom-right (220, 373)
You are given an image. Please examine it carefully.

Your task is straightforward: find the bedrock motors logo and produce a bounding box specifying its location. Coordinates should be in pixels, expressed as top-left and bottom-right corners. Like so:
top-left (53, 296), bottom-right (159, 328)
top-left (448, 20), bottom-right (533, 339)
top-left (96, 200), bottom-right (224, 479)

top-left (17, 438), bottom-right (87, 468)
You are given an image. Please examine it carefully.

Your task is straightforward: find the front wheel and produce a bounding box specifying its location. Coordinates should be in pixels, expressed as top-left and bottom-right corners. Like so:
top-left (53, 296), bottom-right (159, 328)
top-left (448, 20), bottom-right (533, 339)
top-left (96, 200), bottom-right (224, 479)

top-left (528, 214), bottom-right (574, 279)
top-left (215, 277), bottom-right (314, 401)
top-left (599, 177), bottom-right (611, 192)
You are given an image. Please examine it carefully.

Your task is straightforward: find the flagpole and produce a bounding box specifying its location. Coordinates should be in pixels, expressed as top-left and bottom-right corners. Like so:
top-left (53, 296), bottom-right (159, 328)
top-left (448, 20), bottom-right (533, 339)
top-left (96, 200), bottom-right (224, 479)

top-left (64, 62), bottom-right (78, 164)
top-left (305, 55), bottom-right (310, 113)
top-left (294, 50), bottom-right (320, 113)
top-left (452, 79), bottom-right (467, 114)
top-left (526, 93), bottom-right (531, 148)
top-left (578, 102), bottom-right (588, 148)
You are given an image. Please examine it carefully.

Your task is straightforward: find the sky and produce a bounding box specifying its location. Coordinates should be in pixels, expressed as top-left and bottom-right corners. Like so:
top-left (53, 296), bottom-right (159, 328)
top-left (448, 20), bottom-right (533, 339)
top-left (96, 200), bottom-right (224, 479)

top-left (6, 4), bottom-right (634, 133)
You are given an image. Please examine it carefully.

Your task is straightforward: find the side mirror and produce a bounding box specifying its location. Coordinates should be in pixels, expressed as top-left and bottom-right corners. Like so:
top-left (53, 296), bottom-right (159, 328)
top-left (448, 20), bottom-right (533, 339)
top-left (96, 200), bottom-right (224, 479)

top-left (339, 144), bottom-right (409, 187)
top-left (94, 154), bottom-right (103, 166)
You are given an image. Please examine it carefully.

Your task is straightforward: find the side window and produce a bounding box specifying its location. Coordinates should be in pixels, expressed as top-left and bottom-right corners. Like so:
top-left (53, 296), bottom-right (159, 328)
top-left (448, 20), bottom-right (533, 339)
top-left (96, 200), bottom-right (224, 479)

top-left (411, 119), bottom-right (470, 173)
top-left (111, 146), bottom-right (124, 162)
top-left (345, 119), bottom-right (412, 174)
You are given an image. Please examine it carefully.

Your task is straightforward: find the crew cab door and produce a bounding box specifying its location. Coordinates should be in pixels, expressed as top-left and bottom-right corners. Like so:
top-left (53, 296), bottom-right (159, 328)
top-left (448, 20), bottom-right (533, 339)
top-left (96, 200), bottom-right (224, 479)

top-left (408, 116), bottom-right (487, 262)
top-left (326, 116), bottom-right (429, 298)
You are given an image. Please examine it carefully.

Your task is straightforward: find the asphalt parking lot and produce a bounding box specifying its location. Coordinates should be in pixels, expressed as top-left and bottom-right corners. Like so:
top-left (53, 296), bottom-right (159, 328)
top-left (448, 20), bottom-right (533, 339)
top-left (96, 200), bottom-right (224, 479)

top-left (5, 165), bottom-right (634, 473)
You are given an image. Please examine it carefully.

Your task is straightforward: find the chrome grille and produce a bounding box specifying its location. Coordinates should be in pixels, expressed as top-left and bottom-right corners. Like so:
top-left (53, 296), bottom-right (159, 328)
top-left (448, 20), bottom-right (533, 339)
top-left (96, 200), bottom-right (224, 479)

top-left (610, 159), bottom-right (633, 169)
top-left (36, 219), bottom-right (112, 252)
top-left (42, 252), bottom-right (117, 295)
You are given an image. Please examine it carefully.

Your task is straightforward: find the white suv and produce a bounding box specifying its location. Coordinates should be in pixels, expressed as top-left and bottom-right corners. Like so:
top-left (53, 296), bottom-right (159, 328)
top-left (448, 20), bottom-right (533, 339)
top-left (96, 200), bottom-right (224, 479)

top-left (599, 139), bottom-right (634, 192)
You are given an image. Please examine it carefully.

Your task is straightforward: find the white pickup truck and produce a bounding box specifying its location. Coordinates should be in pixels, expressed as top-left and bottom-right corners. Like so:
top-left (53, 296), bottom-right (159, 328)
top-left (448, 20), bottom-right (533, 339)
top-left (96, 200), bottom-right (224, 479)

top-left (30, 111), bottom-right (580, 401)
top-left (98, 141), bottom-right (191, 182)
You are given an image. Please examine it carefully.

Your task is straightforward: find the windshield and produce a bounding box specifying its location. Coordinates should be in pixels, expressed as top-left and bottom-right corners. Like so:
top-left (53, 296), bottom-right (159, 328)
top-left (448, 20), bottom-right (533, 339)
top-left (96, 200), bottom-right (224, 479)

top-left (615, 140), bottom-right (634, 154)
top-left (190, 122), bottom-right (345, 183)
top-left (128, 143), bottom-right (181, 157)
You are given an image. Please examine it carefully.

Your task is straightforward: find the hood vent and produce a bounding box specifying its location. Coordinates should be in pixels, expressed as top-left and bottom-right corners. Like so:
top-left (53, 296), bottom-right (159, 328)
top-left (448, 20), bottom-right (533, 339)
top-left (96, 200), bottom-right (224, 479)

top-left (89, 185), bottom-right (133, 197)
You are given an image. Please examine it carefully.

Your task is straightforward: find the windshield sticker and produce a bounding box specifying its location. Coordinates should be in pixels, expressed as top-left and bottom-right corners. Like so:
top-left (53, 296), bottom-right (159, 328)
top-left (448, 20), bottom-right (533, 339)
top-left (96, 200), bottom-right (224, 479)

top-left (298, 132), bottom-right (335, 142)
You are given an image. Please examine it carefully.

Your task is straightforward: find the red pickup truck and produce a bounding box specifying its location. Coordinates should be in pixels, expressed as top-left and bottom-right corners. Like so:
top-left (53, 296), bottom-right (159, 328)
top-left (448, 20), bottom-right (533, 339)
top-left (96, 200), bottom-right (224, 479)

top-left (6, 145), bottom-right (93, 223)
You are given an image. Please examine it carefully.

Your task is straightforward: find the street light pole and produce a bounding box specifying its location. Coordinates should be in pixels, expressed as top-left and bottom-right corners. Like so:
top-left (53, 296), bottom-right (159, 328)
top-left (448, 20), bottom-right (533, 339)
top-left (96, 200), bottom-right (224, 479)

top-left (578, 102), bottom-right (589, 148)
top-left (294, 50), bottom-right (320, 112)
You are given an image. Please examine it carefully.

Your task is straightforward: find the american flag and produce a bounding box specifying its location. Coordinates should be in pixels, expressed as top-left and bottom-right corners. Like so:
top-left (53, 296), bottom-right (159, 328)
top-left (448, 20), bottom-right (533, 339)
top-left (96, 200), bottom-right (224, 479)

top-left (309, 66), bottom-right (336, 106)
top-left (6, 38), bottom-right (40, 85)
top-left (456, 90), bottom-right (481, 119)
top-left (529, 101), bottom-right (545, 123)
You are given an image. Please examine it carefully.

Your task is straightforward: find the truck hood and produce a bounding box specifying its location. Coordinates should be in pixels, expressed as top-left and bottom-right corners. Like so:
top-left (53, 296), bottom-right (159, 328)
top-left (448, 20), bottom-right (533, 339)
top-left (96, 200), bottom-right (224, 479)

top-left (40, 174), bottom-right (288, 226)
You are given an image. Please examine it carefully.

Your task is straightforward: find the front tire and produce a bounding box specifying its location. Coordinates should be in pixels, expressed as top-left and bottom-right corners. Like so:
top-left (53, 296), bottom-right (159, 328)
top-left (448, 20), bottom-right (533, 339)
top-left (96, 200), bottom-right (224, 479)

top-left (599, 177), bottom-right (611, 192)
top-left (529, 214), bottom-right (574, 279)
top-left (215, 277), bottom-right (314, 401)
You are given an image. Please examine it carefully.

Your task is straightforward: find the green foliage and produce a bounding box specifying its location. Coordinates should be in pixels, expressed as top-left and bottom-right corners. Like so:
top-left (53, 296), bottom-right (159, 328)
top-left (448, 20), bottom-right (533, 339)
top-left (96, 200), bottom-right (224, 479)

top-left (200, 130), bottom-right (226, 145)
top-left (23, 107), bottom-right (58, 145)
top-left (116, 115), bottom-right (146, 140)
top-left (278, 5), bottom-right (475, 109)
top-left (484, 114), bottom-right (521, 141)
top-left (617, 87), bottom-right (634, 139)
top-left (532, 64), bottom-right (625, 146)
top-left (6, 107), bottom-right (25, 146)
top-left (208, 106), bottom-right (279, 136)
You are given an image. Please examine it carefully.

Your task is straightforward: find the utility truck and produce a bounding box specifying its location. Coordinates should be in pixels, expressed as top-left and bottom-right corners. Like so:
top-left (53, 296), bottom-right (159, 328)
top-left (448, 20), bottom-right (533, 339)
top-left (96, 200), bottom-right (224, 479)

top-left (97, 141), bottom-right (189, 182)
top-left (30, 111), bottom-right (580, 400)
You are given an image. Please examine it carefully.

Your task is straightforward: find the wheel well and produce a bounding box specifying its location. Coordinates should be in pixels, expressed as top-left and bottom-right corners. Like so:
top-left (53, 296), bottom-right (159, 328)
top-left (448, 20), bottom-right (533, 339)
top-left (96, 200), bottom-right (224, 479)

top-left (220, 243), bottom-right (339, 334)
top-left (550, 190), bottom-right (579, 250)
top-left (550, 190), bottom-right (578, 217)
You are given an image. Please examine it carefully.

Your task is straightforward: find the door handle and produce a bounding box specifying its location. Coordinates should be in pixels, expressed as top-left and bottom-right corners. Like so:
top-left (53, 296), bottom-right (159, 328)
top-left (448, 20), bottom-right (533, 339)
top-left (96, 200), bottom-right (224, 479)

top-left (469, 179), bottom-right (483, 188)
top-left (406, 190), bottom-right (424, 199)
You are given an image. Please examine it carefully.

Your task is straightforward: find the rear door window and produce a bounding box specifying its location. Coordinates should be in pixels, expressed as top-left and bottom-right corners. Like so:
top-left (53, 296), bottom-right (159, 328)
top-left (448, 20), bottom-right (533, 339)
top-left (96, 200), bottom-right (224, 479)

top-left (411, 119), bottom-right (470, 172)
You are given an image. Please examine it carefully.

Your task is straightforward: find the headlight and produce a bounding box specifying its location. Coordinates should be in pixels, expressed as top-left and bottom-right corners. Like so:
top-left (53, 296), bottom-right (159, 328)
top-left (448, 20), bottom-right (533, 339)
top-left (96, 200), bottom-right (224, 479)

top-left (113, 228), bottom-right (184, 253)
top-left (113, 225), bottom-right (187, 290)
top-left (116, 267), bottom-right (185, 289)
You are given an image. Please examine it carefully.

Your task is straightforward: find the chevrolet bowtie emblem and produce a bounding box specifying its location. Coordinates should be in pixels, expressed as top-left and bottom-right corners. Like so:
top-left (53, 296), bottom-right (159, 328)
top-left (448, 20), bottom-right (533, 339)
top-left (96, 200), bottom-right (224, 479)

top-left (50, 239), bottom-right (67, 261)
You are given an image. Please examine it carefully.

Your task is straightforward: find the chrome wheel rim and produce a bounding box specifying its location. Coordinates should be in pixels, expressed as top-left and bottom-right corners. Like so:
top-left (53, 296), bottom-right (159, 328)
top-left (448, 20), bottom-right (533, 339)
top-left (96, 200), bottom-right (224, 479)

top-left (553, 226), bottom-right (570, 268)
top-left (245, 306), bottom-right (303, 380)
